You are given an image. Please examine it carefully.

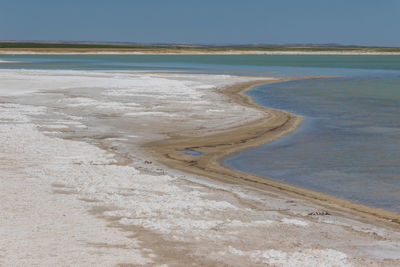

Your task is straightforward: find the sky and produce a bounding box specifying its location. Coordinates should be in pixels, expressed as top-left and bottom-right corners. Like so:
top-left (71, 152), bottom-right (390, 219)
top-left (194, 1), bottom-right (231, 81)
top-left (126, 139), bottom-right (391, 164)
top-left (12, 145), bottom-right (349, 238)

top-left (0, 0), bottom-right (399, 46)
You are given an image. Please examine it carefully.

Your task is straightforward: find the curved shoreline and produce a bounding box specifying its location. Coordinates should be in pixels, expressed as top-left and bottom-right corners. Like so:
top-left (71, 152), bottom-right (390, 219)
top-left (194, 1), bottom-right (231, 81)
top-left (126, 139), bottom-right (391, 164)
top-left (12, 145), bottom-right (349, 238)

top-left (143, 77), bottom-right (400, 229)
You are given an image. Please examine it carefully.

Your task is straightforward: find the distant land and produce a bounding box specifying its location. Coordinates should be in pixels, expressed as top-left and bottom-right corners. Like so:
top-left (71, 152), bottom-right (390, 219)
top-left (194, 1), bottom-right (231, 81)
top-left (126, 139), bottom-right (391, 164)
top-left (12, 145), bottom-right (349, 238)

top-left (1, 41), bottom-right (400, 54)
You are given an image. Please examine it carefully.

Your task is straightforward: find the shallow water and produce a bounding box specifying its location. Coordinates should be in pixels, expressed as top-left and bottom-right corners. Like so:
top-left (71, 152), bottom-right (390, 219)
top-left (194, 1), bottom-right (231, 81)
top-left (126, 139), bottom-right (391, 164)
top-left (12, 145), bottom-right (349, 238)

top-left (226, 76), bottom-right (400, 212)
top-left (1, 54), bottom-right (399, 212)
top-left (178, 149), bottom-right (203, 156)
top-left (2, 54), bottom-right (400, 76)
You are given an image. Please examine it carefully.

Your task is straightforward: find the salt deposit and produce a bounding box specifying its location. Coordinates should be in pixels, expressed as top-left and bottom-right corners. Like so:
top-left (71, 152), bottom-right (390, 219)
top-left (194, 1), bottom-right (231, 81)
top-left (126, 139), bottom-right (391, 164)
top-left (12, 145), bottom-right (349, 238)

top-left (0, 70), bottom-right (399, 266)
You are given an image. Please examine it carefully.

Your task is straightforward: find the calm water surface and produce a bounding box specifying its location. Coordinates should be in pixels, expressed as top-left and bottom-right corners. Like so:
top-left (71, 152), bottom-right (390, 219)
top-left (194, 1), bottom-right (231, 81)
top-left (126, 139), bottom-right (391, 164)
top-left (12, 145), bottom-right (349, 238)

top-left (1, 54), bottom-right (399, 212)
top-left (226, 76), bottom-right (400, 212)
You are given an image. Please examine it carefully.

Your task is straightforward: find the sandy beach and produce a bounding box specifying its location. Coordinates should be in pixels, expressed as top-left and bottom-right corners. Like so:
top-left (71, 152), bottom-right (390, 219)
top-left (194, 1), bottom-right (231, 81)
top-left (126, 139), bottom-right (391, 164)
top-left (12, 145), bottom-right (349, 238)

top-left (1, 70), bottom-right (400, 266)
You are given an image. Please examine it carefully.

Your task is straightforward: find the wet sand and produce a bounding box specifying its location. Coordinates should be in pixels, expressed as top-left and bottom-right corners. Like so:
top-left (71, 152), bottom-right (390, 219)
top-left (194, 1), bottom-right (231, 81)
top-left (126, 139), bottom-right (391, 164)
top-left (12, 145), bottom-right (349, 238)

top-left (144, 77), bottom-right (400, 228)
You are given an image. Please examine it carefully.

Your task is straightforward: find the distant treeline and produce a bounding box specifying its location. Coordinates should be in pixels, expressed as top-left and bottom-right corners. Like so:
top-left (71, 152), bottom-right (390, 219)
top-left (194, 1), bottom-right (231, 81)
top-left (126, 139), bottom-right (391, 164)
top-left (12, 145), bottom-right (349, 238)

top-left (0, 42), bottom-right (161, 49)
top-left (1, 42), bottom-right (400, 52)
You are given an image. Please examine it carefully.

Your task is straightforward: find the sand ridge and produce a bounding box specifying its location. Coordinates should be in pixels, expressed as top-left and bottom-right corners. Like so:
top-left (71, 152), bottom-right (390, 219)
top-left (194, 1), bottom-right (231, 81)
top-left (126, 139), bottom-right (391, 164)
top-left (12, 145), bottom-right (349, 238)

top-left (144, 77), bottom-right (400, 229)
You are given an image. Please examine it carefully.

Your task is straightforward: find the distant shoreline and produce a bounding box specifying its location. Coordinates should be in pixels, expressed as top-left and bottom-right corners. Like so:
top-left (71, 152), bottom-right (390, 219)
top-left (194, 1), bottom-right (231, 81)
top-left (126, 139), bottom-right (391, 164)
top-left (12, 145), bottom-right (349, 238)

top-left (2, 41), bottom-right (400, 55)
top-left (2, 49), bottom-right (400, 55)
top-left (1, 42), bottom-right (400, 56)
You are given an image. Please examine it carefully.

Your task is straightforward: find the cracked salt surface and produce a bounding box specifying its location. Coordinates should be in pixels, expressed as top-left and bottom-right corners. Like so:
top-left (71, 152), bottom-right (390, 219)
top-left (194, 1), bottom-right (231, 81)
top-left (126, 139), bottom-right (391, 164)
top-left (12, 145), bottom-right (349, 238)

top-left (250, 249), bottom-right (350, 267)
top-left (1, 70), bottom-right (400, 266)
top-left (225, 246), bottom-right (351, 267)
top-left (0, 109), bottom-right (152, 266)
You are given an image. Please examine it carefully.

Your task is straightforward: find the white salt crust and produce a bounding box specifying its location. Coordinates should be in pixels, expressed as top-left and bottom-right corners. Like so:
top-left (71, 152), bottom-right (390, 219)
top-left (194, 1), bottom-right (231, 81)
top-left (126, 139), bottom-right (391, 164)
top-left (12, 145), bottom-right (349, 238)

top-left (1, 71), bottom-right (399, 266)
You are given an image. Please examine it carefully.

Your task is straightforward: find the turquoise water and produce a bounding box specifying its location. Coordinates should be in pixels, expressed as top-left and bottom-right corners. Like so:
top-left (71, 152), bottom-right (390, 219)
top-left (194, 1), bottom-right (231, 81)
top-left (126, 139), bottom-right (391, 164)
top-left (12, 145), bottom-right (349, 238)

top-left (1, 54), bottom-right (399, 212)
top-left (2, 54), bottom-right (400, 76)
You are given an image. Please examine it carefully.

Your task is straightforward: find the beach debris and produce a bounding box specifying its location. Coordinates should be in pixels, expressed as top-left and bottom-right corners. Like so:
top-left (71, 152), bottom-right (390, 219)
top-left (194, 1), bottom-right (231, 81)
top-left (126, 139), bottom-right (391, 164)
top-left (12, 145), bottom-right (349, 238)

top-left (308, 210), bottom-right (331, 216)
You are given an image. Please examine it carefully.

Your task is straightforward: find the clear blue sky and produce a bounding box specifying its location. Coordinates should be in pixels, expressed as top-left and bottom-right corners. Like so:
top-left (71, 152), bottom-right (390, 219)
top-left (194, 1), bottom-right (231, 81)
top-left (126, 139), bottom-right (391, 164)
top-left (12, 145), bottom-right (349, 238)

top-left (1, 0), bottom-right (399, 46)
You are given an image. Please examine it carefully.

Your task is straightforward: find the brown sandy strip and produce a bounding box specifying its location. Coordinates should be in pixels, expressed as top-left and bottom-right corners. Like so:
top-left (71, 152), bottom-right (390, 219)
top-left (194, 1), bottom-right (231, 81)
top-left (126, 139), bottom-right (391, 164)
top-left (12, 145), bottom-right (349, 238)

top-left (143, 77), bottom-right (400, 229)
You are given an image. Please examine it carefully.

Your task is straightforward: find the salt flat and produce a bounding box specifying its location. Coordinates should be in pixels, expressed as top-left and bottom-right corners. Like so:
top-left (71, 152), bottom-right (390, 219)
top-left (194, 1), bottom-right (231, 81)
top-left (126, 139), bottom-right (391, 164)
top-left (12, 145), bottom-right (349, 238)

top-left (0, 70), bottom-right (399, 266)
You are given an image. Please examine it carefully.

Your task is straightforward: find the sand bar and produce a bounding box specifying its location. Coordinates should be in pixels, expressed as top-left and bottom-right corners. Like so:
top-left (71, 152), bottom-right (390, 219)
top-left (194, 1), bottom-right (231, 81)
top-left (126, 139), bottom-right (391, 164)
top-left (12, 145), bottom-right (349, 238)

top-left (145, 77), bottom-right (400, 227)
